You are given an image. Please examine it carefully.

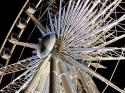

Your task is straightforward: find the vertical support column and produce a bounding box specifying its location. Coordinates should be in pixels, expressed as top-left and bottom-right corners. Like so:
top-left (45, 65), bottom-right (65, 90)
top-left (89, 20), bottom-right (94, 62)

top-left (77, 69), bottom-right (100, 93)
top-left (60, 73), bottom-right (75, 93)
top-left (56, 61), bottom-right (77, 93)
top-left (34, 61), bottom-right (50, 93)
top-left (49, 56), bottom-right (57, 93)
top-left (24, 54), bottom-right (51, 93)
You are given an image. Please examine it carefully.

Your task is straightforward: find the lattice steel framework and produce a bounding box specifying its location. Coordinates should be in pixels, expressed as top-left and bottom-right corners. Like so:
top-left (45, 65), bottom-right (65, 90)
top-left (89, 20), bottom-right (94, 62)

top-left (0, 0), bottom-right (125, 93)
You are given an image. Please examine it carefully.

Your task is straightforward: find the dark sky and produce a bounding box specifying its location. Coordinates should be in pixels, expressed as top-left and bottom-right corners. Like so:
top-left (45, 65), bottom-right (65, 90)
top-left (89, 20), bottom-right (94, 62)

top-left (0, 0), bottom-right (25, 29)
top-left (0, 0), bottom-right (26, 45)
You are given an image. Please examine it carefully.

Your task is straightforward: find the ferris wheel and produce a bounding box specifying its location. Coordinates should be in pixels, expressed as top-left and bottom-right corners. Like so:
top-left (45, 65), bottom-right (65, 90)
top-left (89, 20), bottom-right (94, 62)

top-left (0, 0), bottom-right (125, 92)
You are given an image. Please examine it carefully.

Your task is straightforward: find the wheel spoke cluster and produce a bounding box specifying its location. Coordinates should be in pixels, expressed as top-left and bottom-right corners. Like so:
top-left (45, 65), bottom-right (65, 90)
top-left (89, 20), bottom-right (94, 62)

top-left (0, 0), bottom-right (125, 93)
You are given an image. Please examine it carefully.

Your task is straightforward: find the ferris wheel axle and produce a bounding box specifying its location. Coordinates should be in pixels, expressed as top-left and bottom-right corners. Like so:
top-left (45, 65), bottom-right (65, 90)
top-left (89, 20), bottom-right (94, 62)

top-left (8, 32), bottom-right (56, 59)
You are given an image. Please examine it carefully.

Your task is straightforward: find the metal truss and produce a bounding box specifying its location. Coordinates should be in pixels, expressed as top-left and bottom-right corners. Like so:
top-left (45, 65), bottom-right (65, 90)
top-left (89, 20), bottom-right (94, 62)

top-left (0, 0), bottom-right (125, 93)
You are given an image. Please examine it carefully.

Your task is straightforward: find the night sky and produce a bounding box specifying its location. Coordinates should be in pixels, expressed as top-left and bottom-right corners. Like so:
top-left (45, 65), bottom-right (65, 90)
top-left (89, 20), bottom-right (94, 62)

top-left (0, 0), bottom-right (125, 93)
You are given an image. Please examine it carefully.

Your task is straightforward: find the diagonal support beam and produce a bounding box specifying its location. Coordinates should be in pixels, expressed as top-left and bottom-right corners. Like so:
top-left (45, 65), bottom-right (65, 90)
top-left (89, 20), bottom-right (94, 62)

top-left (25, 11), bottom-right (47, 35)
top-left (63, 54), bottom-right (125, 93)
top-left (0, 56), bottom-right (39, 75)
top-left (24, 54), bottom-right (51, 93)
top-left (8, 39), bottom-right (38, 49)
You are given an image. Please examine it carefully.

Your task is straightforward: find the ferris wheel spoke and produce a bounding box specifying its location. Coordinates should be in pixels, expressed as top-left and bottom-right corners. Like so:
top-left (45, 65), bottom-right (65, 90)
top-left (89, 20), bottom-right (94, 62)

top-left (77, 69), bottom-right (100, 93)
top-left (64, 0), bottom-right (84, 29)
top-left (66, 47), bottom-right (125, 53)
top-left (68, 14), bottom-right (125, 47)
top-left (63, 23), bottom-right (125, 50)
top-left (65, 0), bottom-right (82, 25)
top-left (61, 1), bottom-right (93, 41)
top-left (64, 63), bottom-right (101, 93)
top-left (63, 54), bottom-right (125, 93)
top-left (0, 68), bottom-right (37, 93)
top-left (90, 0), bottom-right (119, 23)
top-left (56, 0), bottom-right (62, 38)
top-left (65, 63), bottom-right (78, 77)
top-left (66, 48), bottom-right (125, 61)
top-left (73, 55), bottom-right (125, 61)
top-left (60, 8), bottom-right (97, 46)
top-left (97, 33), bottom-right (125, 48)
top-left (101, 0), bottom-right (122, 23)
top-left (89, 63), bottom-right (107, 69)
top-left (60, 0), bottom-right (76, 38)
top-left (0, 56), bottom-right (40, 75)
top-left (83, 0), bottom-right (100, 19)
top-left (48, 10), bottom-right (55, 32)
top-left (0, 55), bottom-right (46, 92)
top-left (61, 1), bottom-right (125, 48)
top-left (67, 0), bottom-right (118, 36)
top-left (62, 19), bottom-right (112, 48)
top-left (59, 0), bottom-right (73, 38)
top-left (25, 11), bottom-right (47, 35)
top-left (60, 7), bottom-right (66, 37)
top-left (60, 0), bottom-right (91, 42)
top-left (58, 1), bottom-right (123, 48)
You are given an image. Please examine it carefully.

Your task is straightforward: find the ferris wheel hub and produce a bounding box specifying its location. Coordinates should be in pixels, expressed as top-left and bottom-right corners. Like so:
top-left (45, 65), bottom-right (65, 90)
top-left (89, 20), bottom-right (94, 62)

top-left (37, 32), bottom-right (56, 58)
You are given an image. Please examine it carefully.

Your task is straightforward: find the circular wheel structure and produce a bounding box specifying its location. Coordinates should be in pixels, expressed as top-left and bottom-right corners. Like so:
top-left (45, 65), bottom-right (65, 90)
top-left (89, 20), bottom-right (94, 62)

top-left (0, 0), bottom-right (125, 93)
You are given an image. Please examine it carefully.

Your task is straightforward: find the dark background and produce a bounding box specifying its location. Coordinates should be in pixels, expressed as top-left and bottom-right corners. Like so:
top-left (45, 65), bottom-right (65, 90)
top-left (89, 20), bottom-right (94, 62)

top-left (0, 0), bottom-right (125, 93)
